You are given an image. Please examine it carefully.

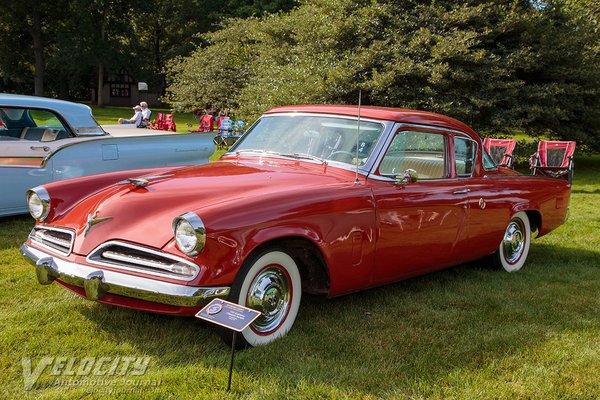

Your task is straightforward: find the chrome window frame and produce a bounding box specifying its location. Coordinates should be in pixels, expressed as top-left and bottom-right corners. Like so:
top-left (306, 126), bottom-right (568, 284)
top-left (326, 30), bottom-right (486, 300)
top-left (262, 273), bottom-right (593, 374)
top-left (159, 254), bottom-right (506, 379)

top-left (368, 123), bottom-right (457, 182)
top-left (453, 135), bottom-right (479, 178)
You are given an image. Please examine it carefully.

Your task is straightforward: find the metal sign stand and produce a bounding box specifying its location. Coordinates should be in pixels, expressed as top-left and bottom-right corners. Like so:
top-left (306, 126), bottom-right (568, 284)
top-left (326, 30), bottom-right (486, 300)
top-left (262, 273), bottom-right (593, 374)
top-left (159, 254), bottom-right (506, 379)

top-left (195, 299), bottom-right (261, 393)
top-left (227, 331), bottom-right (237, 392)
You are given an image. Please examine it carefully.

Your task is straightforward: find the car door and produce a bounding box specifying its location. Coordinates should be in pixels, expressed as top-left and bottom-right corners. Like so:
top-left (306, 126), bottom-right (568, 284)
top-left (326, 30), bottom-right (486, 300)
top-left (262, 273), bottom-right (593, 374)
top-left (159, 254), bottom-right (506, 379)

top-left (454, 136), bottom-right (513, 260)
top-left (368, 128), bottom-right (469, 285)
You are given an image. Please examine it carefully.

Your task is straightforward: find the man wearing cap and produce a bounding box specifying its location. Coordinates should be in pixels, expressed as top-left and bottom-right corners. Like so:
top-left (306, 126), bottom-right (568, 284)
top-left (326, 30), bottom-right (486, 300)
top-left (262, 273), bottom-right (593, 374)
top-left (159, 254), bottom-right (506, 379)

top-left (118, 105), bottom-right (143, 127)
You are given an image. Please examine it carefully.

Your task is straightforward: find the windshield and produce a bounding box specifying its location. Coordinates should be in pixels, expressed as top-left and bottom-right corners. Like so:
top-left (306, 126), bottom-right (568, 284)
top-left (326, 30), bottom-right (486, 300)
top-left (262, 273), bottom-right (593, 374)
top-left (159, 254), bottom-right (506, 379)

top-left (230, 114), bottom-right (385, 166)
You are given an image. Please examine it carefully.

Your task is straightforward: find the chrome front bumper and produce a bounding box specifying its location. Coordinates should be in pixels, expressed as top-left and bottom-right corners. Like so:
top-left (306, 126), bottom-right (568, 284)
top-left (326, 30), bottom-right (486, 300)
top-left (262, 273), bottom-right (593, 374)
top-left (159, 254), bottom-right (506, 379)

top-left (21, 243), bottom-right (230, 307)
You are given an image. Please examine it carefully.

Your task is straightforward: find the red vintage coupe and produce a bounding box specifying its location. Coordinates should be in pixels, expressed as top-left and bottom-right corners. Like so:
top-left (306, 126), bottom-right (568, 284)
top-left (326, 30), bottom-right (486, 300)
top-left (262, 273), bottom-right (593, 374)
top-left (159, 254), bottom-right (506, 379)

top-left (21, 105), bottom-right (571, 347)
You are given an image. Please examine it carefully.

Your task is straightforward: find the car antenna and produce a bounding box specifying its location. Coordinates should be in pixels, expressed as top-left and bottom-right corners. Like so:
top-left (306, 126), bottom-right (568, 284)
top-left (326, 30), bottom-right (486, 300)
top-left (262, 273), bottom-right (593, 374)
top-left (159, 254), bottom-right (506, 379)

top-left (355, 90), bottom-right (362, 185)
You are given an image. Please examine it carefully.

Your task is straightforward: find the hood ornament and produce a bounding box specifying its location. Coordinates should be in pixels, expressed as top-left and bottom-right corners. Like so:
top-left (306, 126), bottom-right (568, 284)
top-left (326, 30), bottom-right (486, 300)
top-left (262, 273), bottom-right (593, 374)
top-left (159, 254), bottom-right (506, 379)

top-left (117, 174), bottom-right (173, 188)
top-left (126, 178), bottom-right (149, 187)
top-left (84, 212), bottom-right (112, 237)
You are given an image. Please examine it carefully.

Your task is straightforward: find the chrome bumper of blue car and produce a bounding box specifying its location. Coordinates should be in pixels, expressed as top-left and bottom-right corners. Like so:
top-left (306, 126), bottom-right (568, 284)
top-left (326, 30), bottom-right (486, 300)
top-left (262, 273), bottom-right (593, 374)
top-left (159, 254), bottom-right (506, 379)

top-left (21, 243), bottom-right (230, 307)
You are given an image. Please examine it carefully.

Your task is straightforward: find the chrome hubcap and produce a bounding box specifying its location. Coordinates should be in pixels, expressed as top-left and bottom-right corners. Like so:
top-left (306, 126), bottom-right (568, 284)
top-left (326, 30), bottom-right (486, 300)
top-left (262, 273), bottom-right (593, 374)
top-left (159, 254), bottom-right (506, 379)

top-left (247, 266), bottom-right (291, 333)
top-left (503, 220), bottom-right (525, 264)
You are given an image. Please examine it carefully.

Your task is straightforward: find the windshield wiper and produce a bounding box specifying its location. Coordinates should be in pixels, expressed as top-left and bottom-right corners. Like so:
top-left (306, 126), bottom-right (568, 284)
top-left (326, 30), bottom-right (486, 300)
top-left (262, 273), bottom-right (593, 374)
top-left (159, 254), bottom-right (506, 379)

top-left (234, 149), bottom-right (281, 156)
top-left (234, 150), bottom-right (327, 165)
top-left (279, 152), bottom-right (327, 165)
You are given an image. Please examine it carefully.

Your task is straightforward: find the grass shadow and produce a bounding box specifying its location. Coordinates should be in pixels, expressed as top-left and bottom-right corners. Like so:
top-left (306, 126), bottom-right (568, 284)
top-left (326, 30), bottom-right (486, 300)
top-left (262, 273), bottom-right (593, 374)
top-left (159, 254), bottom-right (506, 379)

top-left (77, 243), bottom-right (600, 395)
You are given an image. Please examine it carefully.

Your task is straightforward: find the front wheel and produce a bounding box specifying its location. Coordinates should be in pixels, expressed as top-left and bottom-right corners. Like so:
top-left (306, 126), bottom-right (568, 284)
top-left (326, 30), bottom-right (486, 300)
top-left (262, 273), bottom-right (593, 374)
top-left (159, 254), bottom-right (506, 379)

top-left (491, 211), bottom-right (531, 272)
top-left (224, 248), bottom-right (302, 348)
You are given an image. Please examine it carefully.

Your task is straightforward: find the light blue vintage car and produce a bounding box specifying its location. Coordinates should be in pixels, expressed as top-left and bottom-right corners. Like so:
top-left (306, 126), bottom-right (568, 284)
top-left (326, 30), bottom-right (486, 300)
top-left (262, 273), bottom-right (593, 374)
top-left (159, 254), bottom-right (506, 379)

top-left (0, 94), bottom-right (214, 217)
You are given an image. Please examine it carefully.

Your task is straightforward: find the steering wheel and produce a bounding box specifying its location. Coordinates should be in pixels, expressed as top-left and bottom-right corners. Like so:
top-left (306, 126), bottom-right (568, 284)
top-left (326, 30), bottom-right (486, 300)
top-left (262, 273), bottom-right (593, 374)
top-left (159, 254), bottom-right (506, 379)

top-left (328, 151), bottom-right (355, 163)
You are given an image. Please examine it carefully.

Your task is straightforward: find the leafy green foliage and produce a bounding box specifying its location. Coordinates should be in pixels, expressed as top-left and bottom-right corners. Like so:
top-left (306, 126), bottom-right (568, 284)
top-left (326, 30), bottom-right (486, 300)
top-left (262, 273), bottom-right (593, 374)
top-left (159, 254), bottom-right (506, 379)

top-left (0, 0), bottom-right (295, 102)
top-left (166, 0), bottom-right (600, 149)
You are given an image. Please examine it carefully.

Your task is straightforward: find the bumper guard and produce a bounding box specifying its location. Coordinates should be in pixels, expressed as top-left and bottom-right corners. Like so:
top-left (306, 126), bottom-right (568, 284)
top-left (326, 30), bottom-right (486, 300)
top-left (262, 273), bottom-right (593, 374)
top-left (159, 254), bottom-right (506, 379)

top-left (21, 243), bottom-right (229, 307)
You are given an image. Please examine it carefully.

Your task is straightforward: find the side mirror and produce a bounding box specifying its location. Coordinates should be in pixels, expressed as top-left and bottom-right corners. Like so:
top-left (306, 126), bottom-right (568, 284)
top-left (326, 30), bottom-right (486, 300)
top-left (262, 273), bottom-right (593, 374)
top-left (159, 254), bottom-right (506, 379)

top-left (395, 169), bottom-right (418, 185)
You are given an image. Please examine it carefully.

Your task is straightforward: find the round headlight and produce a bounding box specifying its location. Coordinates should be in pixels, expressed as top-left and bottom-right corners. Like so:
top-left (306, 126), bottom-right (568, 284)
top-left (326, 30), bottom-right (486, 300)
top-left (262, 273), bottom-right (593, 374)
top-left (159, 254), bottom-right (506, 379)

top-left (173, 212), bottom-right (206, 256)
top-left (26, 187), bottom-right (50, 221)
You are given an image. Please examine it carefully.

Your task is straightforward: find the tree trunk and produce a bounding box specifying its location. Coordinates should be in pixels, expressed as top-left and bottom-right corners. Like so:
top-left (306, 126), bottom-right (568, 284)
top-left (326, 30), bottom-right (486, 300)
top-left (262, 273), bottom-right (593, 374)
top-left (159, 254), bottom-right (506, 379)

top-left (30, 7), bottom-right (45, 96)
top-left (96, 11), bottom-right (106, 106)
top-left (154, 19), bottom-right (163, 94)
top-left (97, 62), bottom-right (105, 106)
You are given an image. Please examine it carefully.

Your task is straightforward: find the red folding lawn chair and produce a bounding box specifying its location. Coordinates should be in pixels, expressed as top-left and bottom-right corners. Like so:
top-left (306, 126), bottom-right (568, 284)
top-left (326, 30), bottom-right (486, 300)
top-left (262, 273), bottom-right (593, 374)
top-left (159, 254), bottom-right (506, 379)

top-left (164, 114), bottom-right (177, 132)
top-left (201, 114), bottom-right (214, 132)
top-left (530, 140), bottom-right (576, 183)
top-left (150, 113), bottom-right (165, 130)
top-left (483, 138), bottom-right (517, 168)
top-left (191, 113), bottom-right (214, 133)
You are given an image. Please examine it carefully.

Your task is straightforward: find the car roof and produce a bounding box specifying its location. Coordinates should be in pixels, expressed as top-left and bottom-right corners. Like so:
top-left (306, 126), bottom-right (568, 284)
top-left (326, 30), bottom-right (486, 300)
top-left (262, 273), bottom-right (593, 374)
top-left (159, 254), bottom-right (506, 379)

top-left (265, 105), bottom-right (477, 137)
top-left (0, 93), bottom-right (104, 135)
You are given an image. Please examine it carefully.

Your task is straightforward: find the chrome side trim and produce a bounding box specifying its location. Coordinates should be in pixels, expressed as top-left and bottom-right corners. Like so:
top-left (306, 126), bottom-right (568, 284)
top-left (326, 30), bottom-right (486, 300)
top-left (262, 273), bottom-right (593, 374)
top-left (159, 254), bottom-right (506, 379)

top-left (29, 226), bottom-right (75, 256)
top-left (21, 243), bottom-right (229, 307)
top-left (40, 137), bottom-right (105, 168)
top-left (86, 240), bottom-right (200, 282)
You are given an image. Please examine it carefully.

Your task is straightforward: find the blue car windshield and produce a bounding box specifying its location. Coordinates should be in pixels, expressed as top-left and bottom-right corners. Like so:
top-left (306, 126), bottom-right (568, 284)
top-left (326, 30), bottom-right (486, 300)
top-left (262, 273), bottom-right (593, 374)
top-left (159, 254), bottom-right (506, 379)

top-left (230, 115), bottom-right (384, 166)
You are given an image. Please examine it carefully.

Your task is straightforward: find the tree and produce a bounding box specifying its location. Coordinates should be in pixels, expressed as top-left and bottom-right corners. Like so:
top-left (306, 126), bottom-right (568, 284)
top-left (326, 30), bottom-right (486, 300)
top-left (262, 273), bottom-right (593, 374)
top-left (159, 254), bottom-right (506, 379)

top-left (165, 0), bottom-right (600, 149)
top-left (1, 0), bottom-right (68, 96)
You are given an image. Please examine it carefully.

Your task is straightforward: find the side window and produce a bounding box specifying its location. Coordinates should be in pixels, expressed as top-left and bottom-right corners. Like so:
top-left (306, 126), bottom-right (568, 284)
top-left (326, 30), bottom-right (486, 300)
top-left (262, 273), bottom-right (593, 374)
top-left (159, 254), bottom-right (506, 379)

top-left (454, 137), bottom-right (476, 177)
top-left (379, 130), bottom-right (447, 179)
top-left (0, 108), bottom-right (70, 142)
top-left (482, 147), bottom-right (498, 171)
top-left (29, 110), bottom-right (64, 130)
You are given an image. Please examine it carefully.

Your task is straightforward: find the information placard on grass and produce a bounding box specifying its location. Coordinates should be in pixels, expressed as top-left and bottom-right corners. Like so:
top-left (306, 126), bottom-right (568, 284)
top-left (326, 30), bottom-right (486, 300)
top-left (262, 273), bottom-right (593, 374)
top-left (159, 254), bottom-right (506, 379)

top-left (196, 298), bottom-right (261, 332)
top-left (196, 299), bottom-right (262, 391)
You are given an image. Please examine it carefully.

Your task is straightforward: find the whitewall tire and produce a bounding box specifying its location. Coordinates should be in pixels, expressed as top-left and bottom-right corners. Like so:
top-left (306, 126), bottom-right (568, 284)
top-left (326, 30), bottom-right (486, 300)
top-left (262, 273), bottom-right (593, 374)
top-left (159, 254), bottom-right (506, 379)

top-left (227, 248), bottom-right (302, 347)
top-left (493, 211), bottom-right (531, 272)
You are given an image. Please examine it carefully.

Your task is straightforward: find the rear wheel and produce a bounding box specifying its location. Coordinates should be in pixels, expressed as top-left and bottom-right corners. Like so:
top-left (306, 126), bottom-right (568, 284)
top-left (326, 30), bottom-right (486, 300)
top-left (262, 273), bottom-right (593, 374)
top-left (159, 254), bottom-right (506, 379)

top-left (491, 211), bottom-right (531, 272)
top-left (223, 248), bottom-right (302, 348)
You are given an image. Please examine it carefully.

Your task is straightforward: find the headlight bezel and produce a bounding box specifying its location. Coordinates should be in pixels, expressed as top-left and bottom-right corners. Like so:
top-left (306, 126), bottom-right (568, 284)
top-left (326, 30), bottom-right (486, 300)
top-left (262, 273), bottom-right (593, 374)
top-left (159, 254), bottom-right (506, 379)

top-left (172, 212), bottom-right (206, 256)
top-left (26, 186), bottom-right (51, 221)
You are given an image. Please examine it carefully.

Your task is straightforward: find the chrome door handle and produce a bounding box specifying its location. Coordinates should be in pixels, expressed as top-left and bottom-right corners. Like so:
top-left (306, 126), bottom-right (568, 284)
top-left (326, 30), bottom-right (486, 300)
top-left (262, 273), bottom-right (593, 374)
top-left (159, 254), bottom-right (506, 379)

top-left (452, 188), bottom-right (470, 195)
top-left (30, 146), bottom-right (50, 151)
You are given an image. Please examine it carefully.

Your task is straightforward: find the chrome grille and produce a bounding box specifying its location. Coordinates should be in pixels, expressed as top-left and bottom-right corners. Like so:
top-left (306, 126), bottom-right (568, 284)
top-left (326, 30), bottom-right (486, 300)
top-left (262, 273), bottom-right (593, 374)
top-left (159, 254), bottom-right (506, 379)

top-left (29, 226), bottom-right (75, 256)
top-left (86, 241), bottom-right (200, 281)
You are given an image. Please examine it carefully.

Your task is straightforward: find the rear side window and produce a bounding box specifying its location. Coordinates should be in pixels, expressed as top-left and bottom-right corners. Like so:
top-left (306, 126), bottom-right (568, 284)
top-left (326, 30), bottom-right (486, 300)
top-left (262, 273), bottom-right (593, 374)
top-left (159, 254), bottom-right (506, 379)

top-left (29, 110), bottom-right (64, 129)
top-left (0, 107), bottom-right (70, 142)
top-left (454, 137), bottom-right (477, 177)
top-left (379, 130), bottom-right (447, 179)
top-left (482, 147), bottom-right (498, 171)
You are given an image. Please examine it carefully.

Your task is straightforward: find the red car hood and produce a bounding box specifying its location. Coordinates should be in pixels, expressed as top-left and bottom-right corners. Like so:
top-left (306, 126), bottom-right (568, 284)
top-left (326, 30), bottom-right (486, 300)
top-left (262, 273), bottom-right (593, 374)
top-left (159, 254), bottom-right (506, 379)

top-left (55, 157), bottom-right (356, 255)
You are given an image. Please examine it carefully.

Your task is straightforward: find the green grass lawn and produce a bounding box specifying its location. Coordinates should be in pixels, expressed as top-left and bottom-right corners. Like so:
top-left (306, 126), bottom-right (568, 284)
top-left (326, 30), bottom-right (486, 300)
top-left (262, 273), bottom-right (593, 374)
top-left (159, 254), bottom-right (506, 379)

top-left (1, 156), bottom-right (598, 399)
top-left (91, 105), bottom-right (200, 131)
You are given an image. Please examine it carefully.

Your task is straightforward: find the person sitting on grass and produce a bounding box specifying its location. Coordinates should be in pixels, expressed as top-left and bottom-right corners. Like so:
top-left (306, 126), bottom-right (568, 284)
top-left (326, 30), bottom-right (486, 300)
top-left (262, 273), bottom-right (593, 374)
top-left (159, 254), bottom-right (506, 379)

top-left (118, 105), bottom-right (143, 127)
top-left (140, 101), bottom-right (152, 128)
